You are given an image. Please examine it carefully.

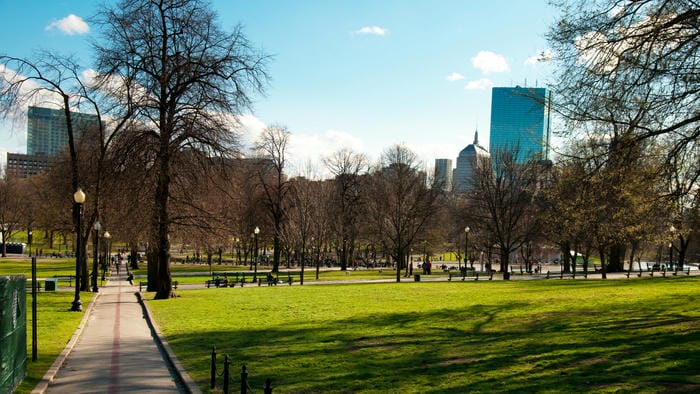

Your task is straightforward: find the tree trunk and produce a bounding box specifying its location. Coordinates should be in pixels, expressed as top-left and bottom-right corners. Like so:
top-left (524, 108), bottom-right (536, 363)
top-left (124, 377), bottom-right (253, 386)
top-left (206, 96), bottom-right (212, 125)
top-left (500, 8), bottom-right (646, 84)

top-left (561, 242), bottom-right (571, 273)
top-left (607, 244), bottom-right (625, 272)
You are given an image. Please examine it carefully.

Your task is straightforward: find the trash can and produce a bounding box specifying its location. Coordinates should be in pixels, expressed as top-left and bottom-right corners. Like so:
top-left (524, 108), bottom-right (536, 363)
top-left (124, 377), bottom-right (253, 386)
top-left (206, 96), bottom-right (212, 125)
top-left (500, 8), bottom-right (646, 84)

top-left (414, 274), bottom-right (421, 282)
top-left (45, 278), bottom-right (57, 291)
top-left (503, 272), bottom-right (511, 280)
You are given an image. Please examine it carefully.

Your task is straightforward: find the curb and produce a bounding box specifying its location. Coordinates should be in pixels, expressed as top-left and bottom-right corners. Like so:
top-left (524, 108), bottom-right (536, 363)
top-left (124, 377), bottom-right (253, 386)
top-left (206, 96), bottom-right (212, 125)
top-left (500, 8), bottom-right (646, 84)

top-left (136, 291), bottom-right (202, 394)
top-left (31, 291), bottom-right (101, 394)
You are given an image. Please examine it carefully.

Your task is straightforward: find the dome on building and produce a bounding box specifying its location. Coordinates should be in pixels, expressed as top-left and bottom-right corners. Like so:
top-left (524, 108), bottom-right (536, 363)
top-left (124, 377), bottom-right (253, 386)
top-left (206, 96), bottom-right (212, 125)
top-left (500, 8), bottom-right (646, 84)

top-left (453, 130), bottom-right (490, 193)
top-left (457, 130), bottom-right (490, 158)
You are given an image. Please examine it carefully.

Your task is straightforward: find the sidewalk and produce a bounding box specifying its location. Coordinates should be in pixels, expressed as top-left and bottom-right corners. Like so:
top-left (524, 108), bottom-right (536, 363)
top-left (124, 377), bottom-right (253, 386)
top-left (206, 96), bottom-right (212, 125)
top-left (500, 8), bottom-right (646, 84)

top-left (38, 264), bottom-right (197, 393)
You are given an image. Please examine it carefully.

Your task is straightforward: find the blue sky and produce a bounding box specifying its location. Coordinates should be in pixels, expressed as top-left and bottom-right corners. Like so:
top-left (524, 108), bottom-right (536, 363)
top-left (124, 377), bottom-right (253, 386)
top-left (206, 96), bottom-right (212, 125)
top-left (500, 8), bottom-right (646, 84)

top-left (0, 0), bottom-right (556, 176)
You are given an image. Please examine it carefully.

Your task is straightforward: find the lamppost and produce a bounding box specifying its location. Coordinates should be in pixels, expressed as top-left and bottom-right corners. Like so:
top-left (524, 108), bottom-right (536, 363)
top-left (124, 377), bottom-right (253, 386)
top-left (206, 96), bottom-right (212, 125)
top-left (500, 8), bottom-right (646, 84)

top-left (669, 225), bottom-right (676, 270)
top-left (71, 188), bottom-right (85, 312)
top-left (465, 226), bottom-right (471, 269)
top-left (28, 230), bottom-right (32, 257)
top-left (102, 231), bottom-right (111, 282)
top-left (253, 227), bottom-right (260, 281)
top-left (92, 220), bottom-right (101, 292)
top-left (235, 237), bottom-right (240, 264)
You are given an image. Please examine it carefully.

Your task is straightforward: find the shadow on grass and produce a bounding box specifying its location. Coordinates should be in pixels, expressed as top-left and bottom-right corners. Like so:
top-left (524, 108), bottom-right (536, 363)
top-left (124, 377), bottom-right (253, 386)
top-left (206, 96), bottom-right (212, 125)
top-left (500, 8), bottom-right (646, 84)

top-left (163, 292), bottom-right (700, 393)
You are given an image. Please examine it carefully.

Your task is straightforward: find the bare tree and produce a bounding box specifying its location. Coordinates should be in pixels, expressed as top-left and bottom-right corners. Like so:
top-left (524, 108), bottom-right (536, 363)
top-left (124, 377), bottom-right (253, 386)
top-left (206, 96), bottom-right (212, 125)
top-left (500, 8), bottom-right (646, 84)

top-left (323, 148), bottom-right (369, 271)
top-left (0, 52), bottom-right (103, 302)
top-left (548, 0), bottom-right (700, 165)
top-left (93, 0), bottom-right (269, 298)
top-left (254, 125), bottom-right (291, 273)
top-left (367, 145), bottom-right (441, 282)
top-left (0, 176), bottom-right (24, 257)
top-left (469, 147), bottom-right (541, 277)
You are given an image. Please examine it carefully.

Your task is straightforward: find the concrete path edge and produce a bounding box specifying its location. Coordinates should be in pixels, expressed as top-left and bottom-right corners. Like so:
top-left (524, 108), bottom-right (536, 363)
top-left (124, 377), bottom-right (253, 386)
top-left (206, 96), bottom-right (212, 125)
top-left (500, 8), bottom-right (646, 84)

top-left (31, 292), bottom-right (101, 394)
top-left (136, 291), bottom-right (202, 394)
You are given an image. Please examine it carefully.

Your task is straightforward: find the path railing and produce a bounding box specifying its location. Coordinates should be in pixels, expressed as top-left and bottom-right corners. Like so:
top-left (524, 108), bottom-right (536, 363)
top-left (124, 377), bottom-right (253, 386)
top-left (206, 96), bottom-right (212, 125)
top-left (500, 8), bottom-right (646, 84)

top-left (211, 346), bottom-right (273, 393)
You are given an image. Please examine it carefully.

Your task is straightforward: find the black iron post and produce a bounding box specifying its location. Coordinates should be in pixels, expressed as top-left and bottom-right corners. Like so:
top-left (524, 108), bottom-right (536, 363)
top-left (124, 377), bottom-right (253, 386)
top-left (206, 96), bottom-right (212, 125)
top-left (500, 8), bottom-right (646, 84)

top-left (223, 354), bottom-right (230, 394)
top-left (253, 227), bottom-right (260, 282)
top-left (240, 364), bottom-right (248, 394)
top-left (32, 256), bottom-right (37, 361)
top-left (71, 188), bottom-right (85, 311)
top-left (92, 221), bottom-right (101, 292)
top-left (465, 226), bottom-right (471, 268)
top-left (211, 346), bottom-right (216, 389)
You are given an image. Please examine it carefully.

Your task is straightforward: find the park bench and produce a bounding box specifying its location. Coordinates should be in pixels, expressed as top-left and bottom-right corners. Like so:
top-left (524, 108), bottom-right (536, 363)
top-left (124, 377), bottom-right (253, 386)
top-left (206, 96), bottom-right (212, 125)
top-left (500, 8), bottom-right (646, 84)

top-left (26, 282), bottom-right (42, 292)
top-left (211, 272), bottom-right (248, 287)
top-left (206, 277), bottom-right (229, 288)
top-left (545, 270), bottom-right (575, 279)
top-left (448, 270), bottom-right (493, 281)
top-left (139, 281), bottom-right (178, 292)
top-left (53, 275), bottom-right (76, 286)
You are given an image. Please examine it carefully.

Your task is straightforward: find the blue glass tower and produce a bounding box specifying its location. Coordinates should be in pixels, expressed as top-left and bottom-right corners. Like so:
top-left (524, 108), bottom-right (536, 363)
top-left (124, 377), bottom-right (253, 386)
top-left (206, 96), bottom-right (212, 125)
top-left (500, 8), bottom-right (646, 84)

top-left (489, 87), bottom-right (550, 163)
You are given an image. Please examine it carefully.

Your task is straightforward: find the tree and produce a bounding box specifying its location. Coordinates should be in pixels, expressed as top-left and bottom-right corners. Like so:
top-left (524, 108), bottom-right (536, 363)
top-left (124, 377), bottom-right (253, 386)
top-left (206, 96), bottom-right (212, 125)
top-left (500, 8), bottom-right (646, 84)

top-left (0, 52), bottom-right (100, 297)
top-left (323, 148), bottom-right (369, 271)
top-left (469, 147), bottom-right (541, 276)
top-left (93, 0), bottom-right (269, 299)
top-left (0, 176), bottom-right (24, 257)
top-left (367, 145), bottom-right (441, 282)
top-left (549, 0), bottom-right (700, 168)
top-left (254, 125), bottom-right (291, 273)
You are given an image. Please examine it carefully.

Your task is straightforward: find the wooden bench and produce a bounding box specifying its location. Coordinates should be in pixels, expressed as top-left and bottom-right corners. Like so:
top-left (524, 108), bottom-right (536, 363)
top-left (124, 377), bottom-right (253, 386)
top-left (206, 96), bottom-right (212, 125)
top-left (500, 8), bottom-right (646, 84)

top-left (53, 275), bottom-right (76, 286)
top-left (448, 270), bottom-right (493, 281)
top-left (26, 282), bottom-right (43, 292)
top-left (545, 270), bottom-right (576, 279)
top-left (139, 281), bottom-right (178, 292)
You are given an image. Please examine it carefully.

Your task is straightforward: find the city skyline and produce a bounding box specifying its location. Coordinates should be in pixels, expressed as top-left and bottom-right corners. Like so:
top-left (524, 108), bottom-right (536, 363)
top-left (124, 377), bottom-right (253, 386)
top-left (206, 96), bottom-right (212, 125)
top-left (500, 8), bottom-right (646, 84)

top-left (0, 0), bottom-right (556, 176)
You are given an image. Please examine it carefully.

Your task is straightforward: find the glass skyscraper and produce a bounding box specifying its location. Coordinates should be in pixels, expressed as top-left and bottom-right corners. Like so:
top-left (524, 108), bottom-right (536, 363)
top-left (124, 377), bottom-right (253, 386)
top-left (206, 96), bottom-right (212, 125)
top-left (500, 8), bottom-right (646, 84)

top-left (27, 106), bottom-right (99, 156)
top-left (488, 87), bottom-right (550, 163)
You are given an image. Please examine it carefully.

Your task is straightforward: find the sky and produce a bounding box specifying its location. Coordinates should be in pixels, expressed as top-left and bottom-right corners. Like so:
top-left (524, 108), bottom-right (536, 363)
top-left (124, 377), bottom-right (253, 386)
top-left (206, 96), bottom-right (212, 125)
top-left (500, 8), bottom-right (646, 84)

top-left (0, 0), bottom-right (557, 177)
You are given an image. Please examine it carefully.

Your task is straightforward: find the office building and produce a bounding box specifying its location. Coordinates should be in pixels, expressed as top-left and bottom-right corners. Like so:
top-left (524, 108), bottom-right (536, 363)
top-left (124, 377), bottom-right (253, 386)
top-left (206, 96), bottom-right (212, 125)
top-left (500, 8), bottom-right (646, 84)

top-left (453, 130), bottom-right (489, 193)
top-left (27, 106), bottom-right (99, 156)
top-left (434, 158), bottom-right (453, 192)
top-left (5, 106), bottom-right (100, 178)
top-left (6, 153), bottom-right (52, 178)
top-left (489, 86), bottom-right (550, 163)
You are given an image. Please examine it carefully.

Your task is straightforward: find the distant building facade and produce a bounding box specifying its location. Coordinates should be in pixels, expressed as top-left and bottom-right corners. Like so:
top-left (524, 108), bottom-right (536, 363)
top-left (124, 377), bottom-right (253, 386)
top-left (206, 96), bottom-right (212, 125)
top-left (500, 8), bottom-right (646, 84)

top-left (489, 86), bottom-right (550, 163)
top-left (6, 153), bottom-right (51, 179)
top-left (27, 106), bottom-right (99, 156)
top-left (434, 158), bottom-right (453, 192)
top-left (453, 130), bottom-right (490, 193)
top-left (5, 106), bottom-right (99, 178)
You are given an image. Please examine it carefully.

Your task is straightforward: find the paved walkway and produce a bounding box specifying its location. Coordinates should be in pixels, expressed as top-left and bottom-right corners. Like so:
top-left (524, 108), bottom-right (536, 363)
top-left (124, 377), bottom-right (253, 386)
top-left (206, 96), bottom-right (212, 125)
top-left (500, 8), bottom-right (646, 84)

top-left (43, 264), bottom-right (187, 393)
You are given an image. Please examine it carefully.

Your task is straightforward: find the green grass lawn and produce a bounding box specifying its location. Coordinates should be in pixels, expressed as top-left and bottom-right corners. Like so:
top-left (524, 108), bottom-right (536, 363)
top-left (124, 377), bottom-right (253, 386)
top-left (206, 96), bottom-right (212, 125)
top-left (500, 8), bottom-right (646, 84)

top-left (14, 291), bottom-right (94, 393)
top-left (146, 277), bottom-right (700, 393)
top-left (0, 258), bottom-right (78, 278)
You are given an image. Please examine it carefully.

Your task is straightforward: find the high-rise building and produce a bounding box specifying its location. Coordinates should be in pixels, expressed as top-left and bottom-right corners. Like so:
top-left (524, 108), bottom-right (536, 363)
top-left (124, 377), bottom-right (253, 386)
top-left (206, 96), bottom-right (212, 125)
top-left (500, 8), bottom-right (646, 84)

top-left (27, 106), bottom-right (99, 156)
top-left (434, 158), bottom-right (453, 192)
top-left (5, 106), bottom-right (100, 178)
top-left (489, 86), bottom-right (550, 163)
top-left (453, 130), bottom-right (490, 193)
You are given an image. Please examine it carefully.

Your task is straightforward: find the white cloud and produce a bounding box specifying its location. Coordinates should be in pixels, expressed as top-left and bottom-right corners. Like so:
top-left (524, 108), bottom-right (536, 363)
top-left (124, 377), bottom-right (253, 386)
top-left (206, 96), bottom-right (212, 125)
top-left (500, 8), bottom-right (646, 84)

top-left (445, 72), bottom-right (465, 82)
top-left (287, 129), bottom-right (366, 178)
top-left (471, 51), bottom-right (509, 74)
top-left (464, 78), bottom-right (494, 90)
top-left (354, 26), bottom-right (388, 36)
top-left (45, 14), bottom-right (90, 35)
top-left (524, 49), bottom-right (554, 65)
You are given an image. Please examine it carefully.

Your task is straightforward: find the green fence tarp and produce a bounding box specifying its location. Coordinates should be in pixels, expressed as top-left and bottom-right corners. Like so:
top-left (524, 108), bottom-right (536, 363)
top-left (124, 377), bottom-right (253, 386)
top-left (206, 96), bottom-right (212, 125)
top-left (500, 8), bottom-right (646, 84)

top-left (0, 276), bottom-right (27, 393)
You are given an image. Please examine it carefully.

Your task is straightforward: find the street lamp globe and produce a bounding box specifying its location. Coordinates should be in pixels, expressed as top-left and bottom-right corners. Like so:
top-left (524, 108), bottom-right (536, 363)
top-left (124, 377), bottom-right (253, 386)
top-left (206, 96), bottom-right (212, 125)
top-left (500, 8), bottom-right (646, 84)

top-left (74, 188), bottom-right (86, 204)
